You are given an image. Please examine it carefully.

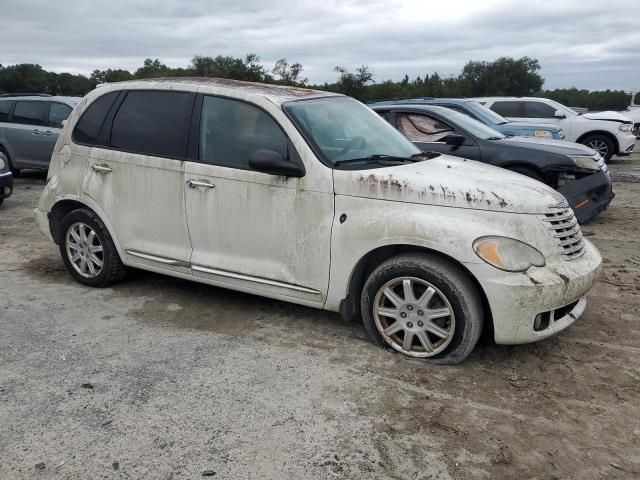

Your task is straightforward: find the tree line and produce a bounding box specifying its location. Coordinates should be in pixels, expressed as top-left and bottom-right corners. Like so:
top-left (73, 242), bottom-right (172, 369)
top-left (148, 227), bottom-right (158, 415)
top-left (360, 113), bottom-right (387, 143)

top-left (0, 55), bottom-right (632, 111)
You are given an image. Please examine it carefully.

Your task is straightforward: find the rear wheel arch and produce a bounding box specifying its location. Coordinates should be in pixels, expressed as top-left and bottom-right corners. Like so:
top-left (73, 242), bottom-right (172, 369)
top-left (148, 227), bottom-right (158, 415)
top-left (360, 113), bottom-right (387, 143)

top-left (340, 244), bottom-right (493, 340)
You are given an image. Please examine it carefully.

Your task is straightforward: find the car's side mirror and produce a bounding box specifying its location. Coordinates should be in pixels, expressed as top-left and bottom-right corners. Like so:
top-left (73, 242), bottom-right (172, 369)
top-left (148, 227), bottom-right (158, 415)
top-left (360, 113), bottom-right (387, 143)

top-left (445, 134), bottom-right (465, 147)
top-left (61, 119), bottom-right (67, 127)
top-left (249, 149), bottom-right (305, 177)
top-left (554, 110), bottom-right (566, 119)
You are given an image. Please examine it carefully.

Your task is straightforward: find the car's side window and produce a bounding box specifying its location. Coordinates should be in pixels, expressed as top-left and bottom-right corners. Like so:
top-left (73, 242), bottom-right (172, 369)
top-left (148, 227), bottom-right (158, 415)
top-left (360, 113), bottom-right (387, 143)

top-left (111, 91), bottom-right (193, 159)
top-left (48, 102), bottom-right (73, 128)
top-left (12, 101), bottom-right (47, 126)
top-left (199, 96), bottom-right (288, 169)
top-left (491, 101), bottom-right (523, 117)
top-left (524, 101), bottom-right (556, 118)
top-left (397, 113), bottom-right (453, 143)
top-left (0, 100), bottom-right (14, 122)
top-left (73, 91), bottom-right (120, 145)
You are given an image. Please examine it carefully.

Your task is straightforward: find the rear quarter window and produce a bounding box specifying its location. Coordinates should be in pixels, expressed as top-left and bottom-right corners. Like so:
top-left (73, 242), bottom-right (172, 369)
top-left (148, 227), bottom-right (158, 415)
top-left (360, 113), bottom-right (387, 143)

top-left (73, 91), bottom-right (119, 145)
top-left (0, 100), bottom-right (14, 122)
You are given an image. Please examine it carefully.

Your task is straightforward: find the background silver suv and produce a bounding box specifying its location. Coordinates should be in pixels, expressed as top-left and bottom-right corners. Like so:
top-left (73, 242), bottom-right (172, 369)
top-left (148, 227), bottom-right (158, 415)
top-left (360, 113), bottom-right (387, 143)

top-left (0, 94), bottom-right (80, 174)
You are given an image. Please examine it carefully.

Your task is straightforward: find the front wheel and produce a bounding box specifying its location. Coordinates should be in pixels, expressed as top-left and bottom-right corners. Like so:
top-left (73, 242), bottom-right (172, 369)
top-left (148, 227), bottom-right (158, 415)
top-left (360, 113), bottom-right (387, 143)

top-left (58, 208), bottom-right (127, 287)
top-left (361, 254), bottom-right (484, 364)
top-left (581, 134), bottom-right (615, 161)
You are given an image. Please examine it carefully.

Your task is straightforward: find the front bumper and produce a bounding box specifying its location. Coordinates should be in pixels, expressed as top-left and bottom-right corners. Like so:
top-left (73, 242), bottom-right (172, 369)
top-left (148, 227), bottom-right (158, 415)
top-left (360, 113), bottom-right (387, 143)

top-left (0, 171), bottom-right (13, 200)
top-left (465, 239), bottom-right (602, 345)
top-left (617, 132), bottom-right (636, 155)
top-left (557, 171), bottom-right (614, 224)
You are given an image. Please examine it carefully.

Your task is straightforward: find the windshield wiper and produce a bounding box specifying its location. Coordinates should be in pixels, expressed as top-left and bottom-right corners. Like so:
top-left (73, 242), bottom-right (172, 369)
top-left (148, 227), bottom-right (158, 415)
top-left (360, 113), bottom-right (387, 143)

top-left (334, 153), bottom-right (429, 166)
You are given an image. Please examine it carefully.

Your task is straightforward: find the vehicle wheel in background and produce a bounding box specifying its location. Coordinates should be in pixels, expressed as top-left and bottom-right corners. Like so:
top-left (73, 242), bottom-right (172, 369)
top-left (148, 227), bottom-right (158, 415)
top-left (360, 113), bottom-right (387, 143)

top-left (506, 165), bottom-right (544, 182)
top-left (361, 254), bottom-right (484, 365)
top-left (0, 148), bottom-right (19, 176)
top-left (58, 208), bottom-right (127, 287)
top-left (581, 134), bottom-right (615, 161)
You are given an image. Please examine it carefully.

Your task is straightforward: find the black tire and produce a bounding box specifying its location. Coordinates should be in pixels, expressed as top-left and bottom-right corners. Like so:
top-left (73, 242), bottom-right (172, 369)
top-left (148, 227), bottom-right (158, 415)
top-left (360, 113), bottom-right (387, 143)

top-left (0, 148), bottom-right (19, 176)
top-left (581, 134), bottom-right (615, 161)
top-left (58, 208), bottom-right (127, 287)
top-left (507, 165), bottom-right (544, 182)
top-left (361, 253), bottom-right (484, 365)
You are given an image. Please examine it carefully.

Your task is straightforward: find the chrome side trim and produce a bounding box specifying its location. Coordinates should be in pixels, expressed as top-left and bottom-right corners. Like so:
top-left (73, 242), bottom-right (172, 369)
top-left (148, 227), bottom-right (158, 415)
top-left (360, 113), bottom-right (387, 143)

top-left (191, 265), bottom-right (322, 295)
top-left (126, 250), bottom-right (190, 268)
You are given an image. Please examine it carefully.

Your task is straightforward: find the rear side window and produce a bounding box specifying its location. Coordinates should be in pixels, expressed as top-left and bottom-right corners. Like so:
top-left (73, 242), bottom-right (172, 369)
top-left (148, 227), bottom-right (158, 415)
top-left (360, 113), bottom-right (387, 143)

top-left (12, 101), bottom-right (47, 126)
top-left (111, 91), bottom-right (193, 159)
top-left (397, 113), bottom-right (453, 143)
top-left (73, 91), bottom-right (119, 145)
top-left (48, 102), bottom-right (73, 128)
top-left (199, 96), bottom-right (288, 168)
top-left (0, 100), bottom-right (14, 122)
top-left (491, 101), bottom-right (523, 117)
top-left (524, 101), bottom-right (556, 118)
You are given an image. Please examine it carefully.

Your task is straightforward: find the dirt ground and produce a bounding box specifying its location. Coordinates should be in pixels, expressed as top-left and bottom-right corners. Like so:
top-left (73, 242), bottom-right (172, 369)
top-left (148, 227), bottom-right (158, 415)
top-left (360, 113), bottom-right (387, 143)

top-left (1, 144), bottom-right (639, 480)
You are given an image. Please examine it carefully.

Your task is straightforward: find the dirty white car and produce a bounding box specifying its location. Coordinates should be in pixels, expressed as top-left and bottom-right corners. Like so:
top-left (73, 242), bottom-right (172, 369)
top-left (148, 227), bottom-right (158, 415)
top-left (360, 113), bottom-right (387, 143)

top-left (35, 79), bottom-right (602, 364)
top-left (621, 89), bottom-right (640, 136)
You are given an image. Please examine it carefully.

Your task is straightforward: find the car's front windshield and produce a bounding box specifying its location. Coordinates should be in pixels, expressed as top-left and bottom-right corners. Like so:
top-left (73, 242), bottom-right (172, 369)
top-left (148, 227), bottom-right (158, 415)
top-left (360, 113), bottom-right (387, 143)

top-left (284, 96), bottom-right (421, 165)
top-left (465, 101), bottom-right (510, 126)
top-left (436, 107), bottom-right (506, 140)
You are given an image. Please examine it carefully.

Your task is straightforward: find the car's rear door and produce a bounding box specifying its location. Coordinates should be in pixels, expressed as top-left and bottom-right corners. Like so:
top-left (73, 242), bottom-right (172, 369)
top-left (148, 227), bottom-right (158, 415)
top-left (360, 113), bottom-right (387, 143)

top-left (80, 89), bottom-right (195, 272)
top-left (3, 100), bottom-right (51, 168)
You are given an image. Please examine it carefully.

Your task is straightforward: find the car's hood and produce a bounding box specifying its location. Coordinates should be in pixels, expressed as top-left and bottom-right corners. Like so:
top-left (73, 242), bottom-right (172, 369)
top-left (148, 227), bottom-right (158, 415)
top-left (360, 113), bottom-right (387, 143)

top-left (497, 136), bottom-right (597, 155)
top-left (582, 110), bottom-right (633, 123)
top-left (503, 121), bottom-right (561, 132)
top-left (333, 155), bottom-right (565, 214)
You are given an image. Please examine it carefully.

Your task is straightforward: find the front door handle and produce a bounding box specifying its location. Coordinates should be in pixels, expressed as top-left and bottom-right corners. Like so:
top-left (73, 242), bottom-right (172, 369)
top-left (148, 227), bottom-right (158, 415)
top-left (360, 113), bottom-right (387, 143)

top-left (92, 164), bottom-right (112, 174)
top-left (186, 179), bottom-right (215, 189)
top-left (43, 130), bottom-right (52, 136)
top-left (32, 129), bottom-right (41, 135)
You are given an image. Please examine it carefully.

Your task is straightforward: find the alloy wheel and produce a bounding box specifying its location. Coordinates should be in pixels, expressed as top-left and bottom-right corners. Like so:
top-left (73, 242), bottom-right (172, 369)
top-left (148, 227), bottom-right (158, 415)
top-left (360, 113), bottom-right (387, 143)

top-left (65, 222), bottom-right (104, 278)
top-left (587, 139), bottom-right (609, 158)
top-left (373, 276), bottom-right (455, 358)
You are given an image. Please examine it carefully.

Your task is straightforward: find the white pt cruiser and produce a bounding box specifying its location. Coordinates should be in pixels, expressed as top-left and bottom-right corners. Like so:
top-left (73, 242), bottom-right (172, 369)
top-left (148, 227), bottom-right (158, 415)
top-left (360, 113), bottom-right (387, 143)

top-left (35, 79), bottom-right (602, 364)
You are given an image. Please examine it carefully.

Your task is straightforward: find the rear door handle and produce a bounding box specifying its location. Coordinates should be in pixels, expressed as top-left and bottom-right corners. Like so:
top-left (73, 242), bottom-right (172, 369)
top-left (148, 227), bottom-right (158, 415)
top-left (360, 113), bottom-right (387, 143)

top-left (92, 164), bottom-right (112, 174)
top-left (43, 130), bottom-right (52, 136)
top-left (32, 129), bottom-right (41, 135)
top-left (186, 179), bottom-right (215, 189)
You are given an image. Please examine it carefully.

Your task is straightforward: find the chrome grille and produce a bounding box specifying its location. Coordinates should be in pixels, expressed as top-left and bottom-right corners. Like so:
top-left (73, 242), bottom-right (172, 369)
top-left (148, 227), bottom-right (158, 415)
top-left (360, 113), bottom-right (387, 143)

top-left (543, 209), bottom-right (585, 259)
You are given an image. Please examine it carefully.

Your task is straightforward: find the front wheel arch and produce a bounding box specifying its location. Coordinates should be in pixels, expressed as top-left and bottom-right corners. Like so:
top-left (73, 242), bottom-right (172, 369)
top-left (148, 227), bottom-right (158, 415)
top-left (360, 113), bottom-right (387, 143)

top-left (340, 244), bottom-right (493, 340)
top-left (576, 131), bottom-right (619, 157)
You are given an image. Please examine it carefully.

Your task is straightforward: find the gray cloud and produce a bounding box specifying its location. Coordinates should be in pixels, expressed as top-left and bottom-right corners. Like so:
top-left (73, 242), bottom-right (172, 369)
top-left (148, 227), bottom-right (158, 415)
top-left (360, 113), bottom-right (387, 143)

top-left (1, 0), bottom-right (638, 90)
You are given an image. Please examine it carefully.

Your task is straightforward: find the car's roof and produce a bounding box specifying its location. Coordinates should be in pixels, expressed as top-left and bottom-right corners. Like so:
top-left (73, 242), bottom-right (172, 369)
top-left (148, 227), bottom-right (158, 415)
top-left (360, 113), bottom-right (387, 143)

top-left (370, 103), bottom-right (453, 115)
top-left (101, 77), bottom-right (342, 105)
top-left (470, 97), bottom-right (546, 102)
top-left (0, 94), bottom-right (81, 103)
top-left (369, 98), bottom-right (470, 106)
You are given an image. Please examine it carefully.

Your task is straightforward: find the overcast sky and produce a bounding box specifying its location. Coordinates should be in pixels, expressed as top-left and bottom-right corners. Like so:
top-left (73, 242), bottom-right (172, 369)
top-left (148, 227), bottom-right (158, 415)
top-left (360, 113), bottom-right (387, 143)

top-left (1, 0), bottom-right (639, 91)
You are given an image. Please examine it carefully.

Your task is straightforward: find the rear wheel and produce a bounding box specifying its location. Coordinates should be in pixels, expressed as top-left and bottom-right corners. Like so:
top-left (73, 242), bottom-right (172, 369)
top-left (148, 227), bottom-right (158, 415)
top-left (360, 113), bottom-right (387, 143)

top-left (361, 254), bottom-right (484, 364)
top-left (581, 134), bottom-right (615, 161)
top-left (0, 148), bottom-right (19, 176)
top-left (58, 208), bottom-right (127, 287)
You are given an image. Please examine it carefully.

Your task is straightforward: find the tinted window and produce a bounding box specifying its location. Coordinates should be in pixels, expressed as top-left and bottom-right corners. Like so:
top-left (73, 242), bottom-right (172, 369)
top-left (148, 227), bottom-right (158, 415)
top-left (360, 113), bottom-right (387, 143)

top-left (491, 101), bottom-right (522, 117)
top-left (12, 101), bottom-right (47, 126)
top-left (48, 102), bottom-right (73, 128)
top-left (397, 114), bottom-right (453, 143)
top-left (524, 101), bottom-right (556, 118)
top-left (199, 96), bottom-right (288, 168)
top-left (111, 91), bottom-right (192, 158)
top-left (0, 100), bottom-right (14, 122)
top-left (73, 91), bottom-right (119, 145)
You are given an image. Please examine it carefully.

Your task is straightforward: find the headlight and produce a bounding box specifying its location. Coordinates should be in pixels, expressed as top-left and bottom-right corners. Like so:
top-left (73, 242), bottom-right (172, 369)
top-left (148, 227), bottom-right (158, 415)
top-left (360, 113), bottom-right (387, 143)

top-left (570, 156), bottom-right (600, 172)
top-left (618, 123), bottom-right (632, 132)
top-left (0, 157), bottom-right (5, 170)
top-left (534, 130), bottom-right (553, 139)
top-left (473, 236), bottom-right (546, 272)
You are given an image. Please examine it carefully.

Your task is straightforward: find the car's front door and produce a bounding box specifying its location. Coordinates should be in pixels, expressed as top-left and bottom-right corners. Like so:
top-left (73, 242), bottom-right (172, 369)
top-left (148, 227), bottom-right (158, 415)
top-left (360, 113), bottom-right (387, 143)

top-left (3, 100), bottom-right (52, 168)
top-left (522, 101), bottom-right (571, 137)
top-left (81, 89), bottom-right (195, 271)
top-left (392, 111), bottom-right (482, 161)
top-left (183, 94), bottom-right (333, 304)
top-left (35, 101), bottom-right (74, 168)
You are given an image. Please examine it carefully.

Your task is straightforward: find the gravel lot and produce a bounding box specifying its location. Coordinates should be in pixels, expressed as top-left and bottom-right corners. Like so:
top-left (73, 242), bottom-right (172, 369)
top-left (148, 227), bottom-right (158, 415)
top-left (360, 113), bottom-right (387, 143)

top-left (1, 143), bottom-right (639, 479)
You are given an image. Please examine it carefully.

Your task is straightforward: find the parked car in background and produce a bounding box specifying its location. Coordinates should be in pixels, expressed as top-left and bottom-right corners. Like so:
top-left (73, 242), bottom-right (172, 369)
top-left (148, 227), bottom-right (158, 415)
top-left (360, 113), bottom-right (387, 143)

top-left (36, 79), bottom-right (602, 364)
top-left (0, 149), bottom-right (13, 206)
top-left (621, 89), bottom-right (640, 136)
top-left (0, 94), bottom-right (81, 174)
top-left (369, 98), bottom-right (565, 140)
top-left (474, 96), bottom-right (636, 160)
top-left (371, 103), bottom-right (613, 223)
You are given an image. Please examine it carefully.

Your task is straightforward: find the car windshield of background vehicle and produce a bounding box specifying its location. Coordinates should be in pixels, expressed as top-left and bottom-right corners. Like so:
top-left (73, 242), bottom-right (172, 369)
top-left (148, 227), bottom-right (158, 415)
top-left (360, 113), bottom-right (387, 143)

top-left (284, 97), bottom-right (420, 165)
top-left (465, 101), bottom-right (510, 125)
top-left (437, 107), bottom-right (506, 140)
